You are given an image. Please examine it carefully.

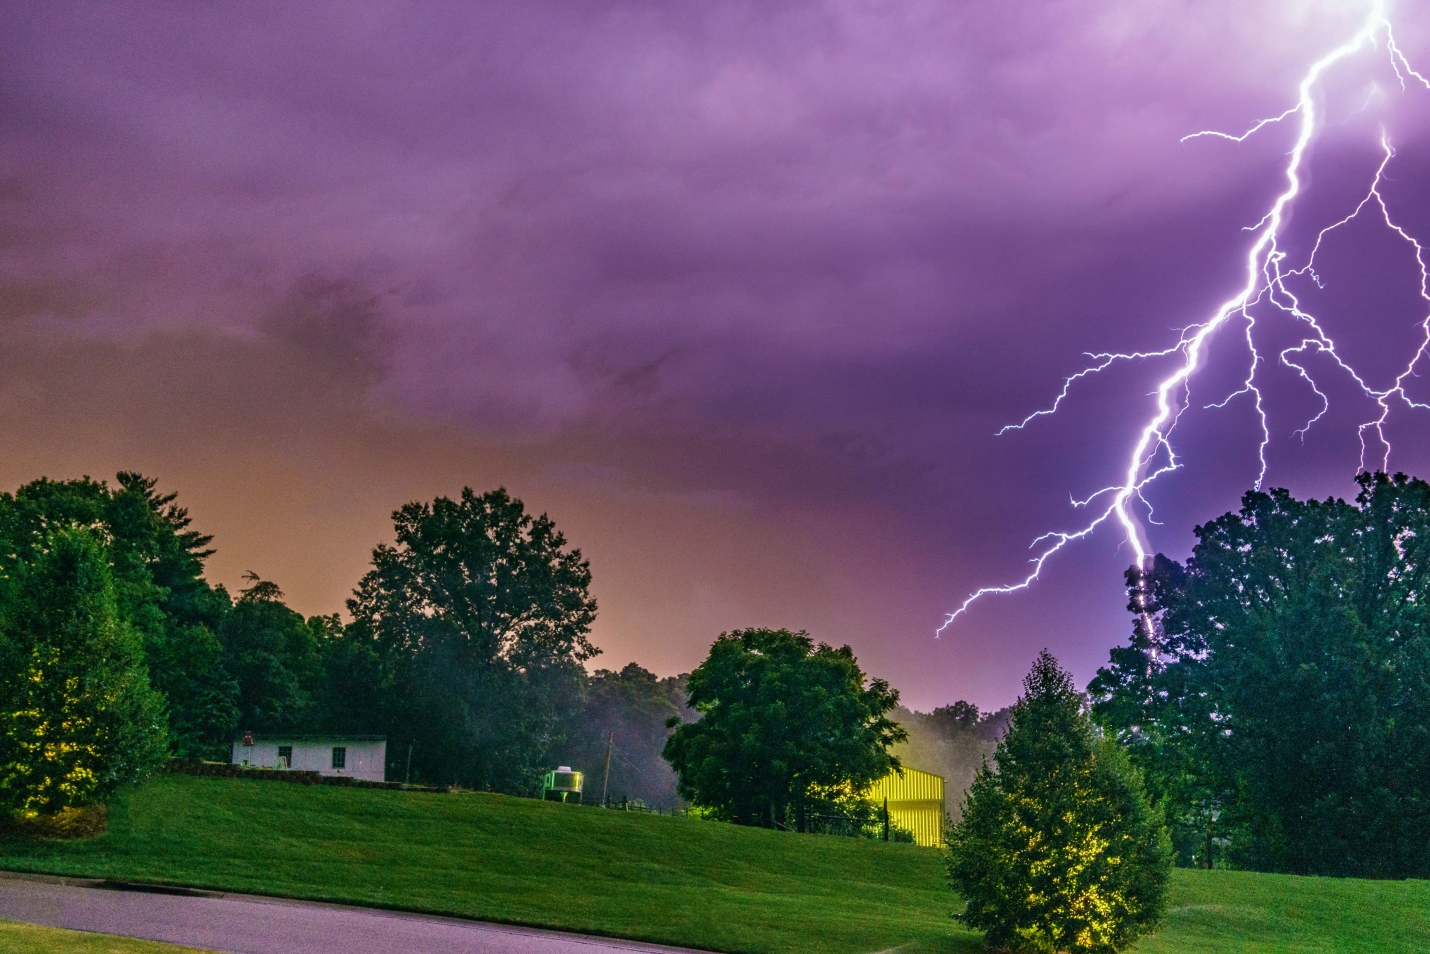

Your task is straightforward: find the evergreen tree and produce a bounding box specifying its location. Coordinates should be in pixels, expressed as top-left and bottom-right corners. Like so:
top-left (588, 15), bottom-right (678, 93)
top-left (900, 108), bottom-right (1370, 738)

top-left (948, 651), bottom-right (1171, 954)
top-left (0, 528), bottom-right (168, 814)
top-left (112, 473), bottom-right (239, 757)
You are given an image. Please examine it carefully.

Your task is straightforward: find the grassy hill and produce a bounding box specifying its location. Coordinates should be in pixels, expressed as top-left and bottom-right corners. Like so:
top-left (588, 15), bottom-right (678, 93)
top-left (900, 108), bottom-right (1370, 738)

top-left (1, 774), bottom-right (1426, 954)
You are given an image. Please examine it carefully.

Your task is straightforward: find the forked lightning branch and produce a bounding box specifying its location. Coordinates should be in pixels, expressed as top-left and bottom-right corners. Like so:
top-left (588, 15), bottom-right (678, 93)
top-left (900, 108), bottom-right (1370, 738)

top-left (941, 0), bottom-right (1430, 633)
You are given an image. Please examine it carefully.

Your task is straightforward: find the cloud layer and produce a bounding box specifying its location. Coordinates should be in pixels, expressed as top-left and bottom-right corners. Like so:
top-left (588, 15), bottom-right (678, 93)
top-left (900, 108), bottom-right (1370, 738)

top-left (4, 0), bottom-right (1430, 707)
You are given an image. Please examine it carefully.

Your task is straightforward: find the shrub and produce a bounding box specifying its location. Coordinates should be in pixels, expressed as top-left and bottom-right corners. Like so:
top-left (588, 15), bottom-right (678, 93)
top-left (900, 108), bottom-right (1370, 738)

top-left (1, 804), bottom-right (109, 839)
top-left (947, 651), bottom-right (1171, 953)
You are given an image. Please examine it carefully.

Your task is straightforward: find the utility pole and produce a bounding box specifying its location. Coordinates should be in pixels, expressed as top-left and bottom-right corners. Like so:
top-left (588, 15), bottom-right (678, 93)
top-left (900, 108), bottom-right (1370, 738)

top-left (405, 742), bottom-right (413, 785)
top-left (601, 731), bottom-right (614, 808)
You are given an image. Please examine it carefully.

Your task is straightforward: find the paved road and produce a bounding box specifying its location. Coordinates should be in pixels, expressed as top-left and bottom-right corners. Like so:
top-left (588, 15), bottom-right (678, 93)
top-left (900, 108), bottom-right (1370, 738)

top-left (0, 873), bottom-right (704, 954)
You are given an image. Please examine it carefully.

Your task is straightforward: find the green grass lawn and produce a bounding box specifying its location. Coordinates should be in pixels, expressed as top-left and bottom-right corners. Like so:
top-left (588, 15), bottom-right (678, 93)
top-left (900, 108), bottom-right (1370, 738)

top-left (0, 774), bottom-right (1424, 954)
top-left (0, 921), bottom-right (212, 954)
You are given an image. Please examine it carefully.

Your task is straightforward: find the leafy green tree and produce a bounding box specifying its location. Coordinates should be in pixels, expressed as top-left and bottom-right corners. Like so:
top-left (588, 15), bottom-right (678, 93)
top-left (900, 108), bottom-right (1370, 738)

top-left (0, 474), bottom-right (237, 757)
top-left (219, 576), bottom-right (322, 734)
top-left (948, 651), bottom-right (1171, 954)
top-left (1090, 473), bottom-right (1430, 877)
top-left (0, 528), bottom-right (168, 814)
top-left (347, 487), bottom-right (598, 791)
top-left (663, 628), bottom-right (906, 831)
top-left (309, 613), bottom-right (384, 735)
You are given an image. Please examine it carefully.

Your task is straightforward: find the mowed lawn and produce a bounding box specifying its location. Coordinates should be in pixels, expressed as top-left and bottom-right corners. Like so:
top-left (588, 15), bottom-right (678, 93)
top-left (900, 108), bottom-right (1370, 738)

top-left (0, 921), bottom-right (211, 954)
top-left (0, 774), bottom-right (1425, 954)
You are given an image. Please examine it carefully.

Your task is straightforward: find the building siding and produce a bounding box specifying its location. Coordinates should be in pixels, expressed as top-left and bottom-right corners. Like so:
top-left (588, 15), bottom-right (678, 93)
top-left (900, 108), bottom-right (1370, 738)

top-left (231, 738), bottom-right (386, 783)
top-left (866, 767), bottom-right (946, 847)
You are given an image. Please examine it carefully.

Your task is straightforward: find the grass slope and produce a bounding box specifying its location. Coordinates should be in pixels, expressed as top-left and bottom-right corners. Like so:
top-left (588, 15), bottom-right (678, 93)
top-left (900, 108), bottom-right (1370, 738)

top-left (0, 774), bottom-right (1425, 954)
top-left (0, 775), bottom-right (969, 954)
top-left (0, 921), bottom-right (212, 954)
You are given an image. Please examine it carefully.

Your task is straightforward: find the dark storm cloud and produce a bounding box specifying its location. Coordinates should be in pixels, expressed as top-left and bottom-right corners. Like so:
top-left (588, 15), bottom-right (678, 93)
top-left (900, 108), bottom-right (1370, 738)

top-left (3, 0), bottom-right (1430, 707)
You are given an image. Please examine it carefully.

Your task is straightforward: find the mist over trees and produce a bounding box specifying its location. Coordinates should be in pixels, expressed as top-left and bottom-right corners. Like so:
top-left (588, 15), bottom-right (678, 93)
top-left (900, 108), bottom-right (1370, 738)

top-left (890, 701), bottom-right (1010, 819)
top-left (344, 487), bottom-right (599, 791)
top-left (562, 663), bottom-right (695, 809)
top-left (1091, 473), bottom-right (1430, 878)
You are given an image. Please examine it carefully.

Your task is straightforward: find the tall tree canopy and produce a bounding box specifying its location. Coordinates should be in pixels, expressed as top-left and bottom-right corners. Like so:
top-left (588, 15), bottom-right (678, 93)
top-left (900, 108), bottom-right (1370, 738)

top-left (663, 628), bottom-right (905, 831)
top-left (220, 576), bottom-right (323, 734)
top-left (1090, 473), bottom-right (1430, 877)
top-left (949, 651), bottom-right (1171, 954)
top-left (347, 487), bottom-right (598, 792)
top-left (0, 528), bottom-right (168, 814)
top-left (0, 474), bottom-right (237, 757)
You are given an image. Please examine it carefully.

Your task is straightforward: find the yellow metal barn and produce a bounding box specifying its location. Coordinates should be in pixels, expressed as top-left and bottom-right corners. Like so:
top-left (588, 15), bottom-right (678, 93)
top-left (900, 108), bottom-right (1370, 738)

top-left (866, 767), bottom-right (946, 847)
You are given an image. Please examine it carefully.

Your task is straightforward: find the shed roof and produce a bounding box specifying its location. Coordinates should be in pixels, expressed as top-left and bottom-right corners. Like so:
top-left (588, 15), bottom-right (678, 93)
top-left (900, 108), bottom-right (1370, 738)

top-left (234, 735), bottom-right (387, 743)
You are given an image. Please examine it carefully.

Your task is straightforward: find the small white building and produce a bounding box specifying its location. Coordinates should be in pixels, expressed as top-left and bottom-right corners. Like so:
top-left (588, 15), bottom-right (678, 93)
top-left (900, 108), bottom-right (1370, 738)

top-left (231, 734), bottom-right (387, 783)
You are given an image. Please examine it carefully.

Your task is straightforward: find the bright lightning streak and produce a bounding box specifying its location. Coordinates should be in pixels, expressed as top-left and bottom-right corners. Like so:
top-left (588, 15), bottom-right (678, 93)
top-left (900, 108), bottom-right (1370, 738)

top-left (940, 0), bottom-right (1430, 635)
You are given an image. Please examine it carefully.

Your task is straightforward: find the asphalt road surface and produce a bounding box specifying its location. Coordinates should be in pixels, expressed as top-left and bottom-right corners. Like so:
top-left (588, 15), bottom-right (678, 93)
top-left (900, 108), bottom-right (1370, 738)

top-left (0, 873), bottom-right (705, 954)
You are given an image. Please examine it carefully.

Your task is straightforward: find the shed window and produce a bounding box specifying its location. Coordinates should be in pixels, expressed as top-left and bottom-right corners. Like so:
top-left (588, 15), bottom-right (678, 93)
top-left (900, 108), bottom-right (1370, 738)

top-left (277, 745), bottom-right (292, 769)
top-left (331, 746), bottom-right (346, 770)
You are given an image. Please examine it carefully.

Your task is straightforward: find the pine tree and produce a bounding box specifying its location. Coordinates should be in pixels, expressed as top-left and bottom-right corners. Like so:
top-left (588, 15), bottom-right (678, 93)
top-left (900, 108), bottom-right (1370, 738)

top-left (0, 528), bottom-right (168, 815)
top-left (948, 651), bottom-right (1171, 954)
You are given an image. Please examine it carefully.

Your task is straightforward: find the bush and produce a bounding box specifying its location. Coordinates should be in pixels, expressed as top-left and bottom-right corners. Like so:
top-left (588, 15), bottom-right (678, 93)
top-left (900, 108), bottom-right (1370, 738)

top-left (2, 804), bottom-right (109, 839)
top-left (947, 651), bottom-right (1171, 953)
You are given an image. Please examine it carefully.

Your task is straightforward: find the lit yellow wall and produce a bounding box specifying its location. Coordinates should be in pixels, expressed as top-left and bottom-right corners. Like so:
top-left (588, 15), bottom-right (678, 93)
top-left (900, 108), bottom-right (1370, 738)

top-left (866, 767), bottom-right (946, 847)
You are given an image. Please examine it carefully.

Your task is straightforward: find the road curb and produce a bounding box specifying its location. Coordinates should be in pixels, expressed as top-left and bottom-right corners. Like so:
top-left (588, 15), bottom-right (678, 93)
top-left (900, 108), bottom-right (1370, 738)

top-left (0, 869), bottom-right (225, 898)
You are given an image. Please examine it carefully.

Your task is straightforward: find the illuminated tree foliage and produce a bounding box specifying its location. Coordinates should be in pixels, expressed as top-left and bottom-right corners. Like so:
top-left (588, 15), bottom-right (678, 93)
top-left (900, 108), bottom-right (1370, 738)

top-left (663, 628), bottom-right (906, 831)
top-left (1091, 473), bottom-right (1430, 877)
top-left (0, 528), bottom-right (167, 814)
top-left (0, 474), bottom-right (238, 758)
top-left (948, 651), bottom-right (1171, 954)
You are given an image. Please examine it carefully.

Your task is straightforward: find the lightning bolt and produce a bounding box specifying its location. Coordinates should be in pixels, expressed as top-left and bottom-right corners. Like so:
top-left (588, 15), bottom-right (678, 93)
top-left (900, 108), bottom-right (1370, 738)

top-left (940, 0), bottom-right (1430, 634)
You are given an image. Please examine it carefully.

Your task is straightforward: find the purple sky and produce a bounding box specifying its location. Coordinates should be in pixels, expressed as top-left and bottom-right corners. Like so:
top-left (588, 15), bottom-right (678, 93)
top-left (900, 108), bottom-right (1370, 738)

top-left (5, 1), bottom-right (1430, 710)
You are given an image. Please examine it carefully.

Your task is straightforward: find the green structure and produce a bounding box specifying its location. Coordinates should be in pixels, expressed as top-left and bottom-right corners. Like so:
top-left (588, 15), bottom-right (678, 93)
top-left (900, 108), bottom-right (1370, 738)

top-left (866, 766), bottom-right (946, 847)
top-left (542, 765), bottom-right (584, 803)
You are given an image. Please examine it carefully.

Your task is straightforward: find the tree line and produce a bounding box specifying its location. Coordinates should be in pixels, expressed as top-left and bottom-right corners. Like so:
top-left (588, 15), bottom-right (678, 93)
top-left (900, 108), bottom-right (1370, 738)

top-left (0, 471), bottom-right (1019, 818)
top-left (4, 468), bottom-right (1426, 950)
top-left (0, 475), bottom-right (690, 810)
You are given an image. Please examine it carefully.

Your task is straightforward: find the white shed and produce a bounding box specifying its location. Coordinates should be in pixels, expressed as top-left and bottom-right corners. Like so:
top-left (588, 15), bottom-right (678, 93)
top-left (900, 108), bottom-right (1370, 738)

top-left (231, 734), bottom-right (387, 783)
